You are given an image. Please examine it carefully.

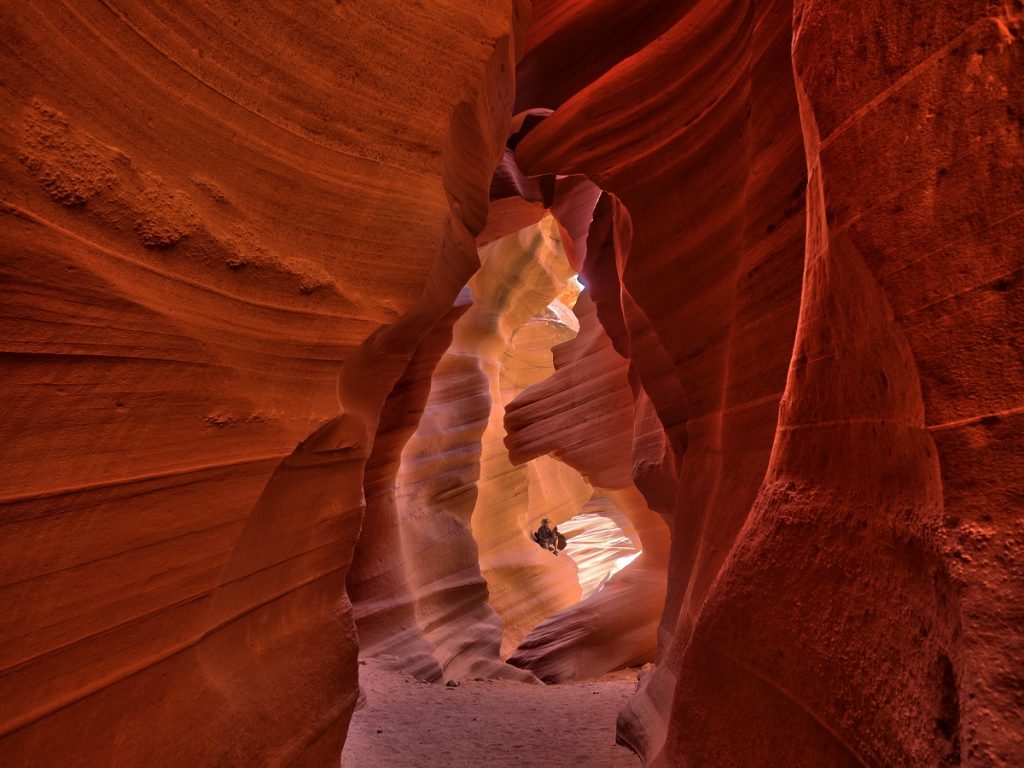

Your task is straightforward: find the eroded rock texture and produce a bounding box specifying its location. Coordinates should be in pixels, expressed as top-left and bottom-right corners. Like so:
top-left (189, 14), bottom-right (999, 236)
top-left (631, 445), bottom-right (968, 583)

top-left (2, 0), bottom-right (1022, 767)
top-left (347, 217), bottom-right (588, 674)
top-left (467, 221), bottom-right (590, 656)
top-left (0, 1), bottom-right (527, 764)
top-left (514, 1), bottom-right (1023, 766)
top-left (349, 211), bottom-right (667, 677)
top-left (504, 288), bottom-right (671, 681)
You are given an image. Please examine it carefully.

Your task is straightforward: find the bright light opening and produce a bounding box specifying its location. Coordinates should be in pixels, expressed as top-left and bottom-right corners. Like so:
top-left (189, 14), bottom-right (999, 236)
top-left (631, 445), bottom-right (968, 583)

top-left (558, 500), bottom-right (643, 601)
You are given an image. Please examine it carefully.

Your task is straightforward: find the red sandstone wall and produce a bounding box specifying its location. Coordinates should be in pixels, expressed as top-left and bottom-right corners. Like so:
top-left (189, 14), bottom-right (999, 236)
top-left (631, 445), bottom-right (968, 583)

top-left (514, 0), bottom-right (809, 759)
top-left (0, 1), bottom-right (526, 764)
top-left (515, 1), bottom-right (1023, 766)
top-left (2, 1), bottom-right (1021, 766)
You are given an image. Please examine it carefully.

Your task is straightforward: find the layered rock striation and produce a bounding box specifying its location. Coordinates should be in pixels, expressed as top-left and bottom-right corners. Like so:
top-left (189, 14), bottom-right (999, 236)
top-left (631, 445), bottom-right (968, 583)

top-left (2, 1), bottom-right (1021, 767)
top-left (347, 216), bottom-right (590, 673)
top-left (1, 1), bottom-right (527, 764)
top-left (513, 1), bottom-right (1023, 766)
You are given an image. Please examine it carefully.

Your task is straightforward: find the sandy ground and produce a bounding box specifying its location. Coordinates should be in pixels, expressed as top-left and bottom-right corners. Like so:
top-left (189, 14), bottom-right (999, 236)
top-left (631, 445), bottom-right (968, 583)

top-left (342, 659), bottom-right (643, 767)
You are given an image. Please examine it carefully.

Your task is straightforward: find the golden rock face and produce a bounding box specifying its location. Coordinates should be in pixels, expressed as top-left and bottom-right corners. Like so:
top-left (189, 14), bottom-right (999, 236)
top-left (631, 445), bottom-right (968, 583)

top-left (2, 1), bottom-right (1022, 766)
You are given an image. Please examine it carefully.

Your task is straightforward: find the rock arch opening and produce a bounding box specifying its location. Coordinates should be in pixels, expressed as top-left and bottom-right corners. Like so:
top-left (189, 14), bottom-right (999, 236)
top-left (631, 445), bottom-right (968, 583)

top-left (558, 498), bottom-right (643, 602)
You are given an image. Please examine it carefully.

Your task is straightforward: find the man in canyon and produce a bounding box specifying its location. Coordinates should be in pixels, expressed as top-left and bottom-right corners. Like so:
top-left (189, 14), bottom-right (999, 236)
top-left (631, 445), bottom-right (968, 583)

top-left (533, 518), bottom-right (555, 551)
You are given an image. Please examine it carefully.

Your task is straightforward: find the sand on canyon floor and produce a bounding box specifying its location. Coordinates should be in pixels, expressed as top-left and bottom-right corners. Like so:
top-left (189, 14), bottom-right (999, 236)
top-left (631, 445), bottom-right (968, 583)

top-left (342, 658), bottom-right (643, 767)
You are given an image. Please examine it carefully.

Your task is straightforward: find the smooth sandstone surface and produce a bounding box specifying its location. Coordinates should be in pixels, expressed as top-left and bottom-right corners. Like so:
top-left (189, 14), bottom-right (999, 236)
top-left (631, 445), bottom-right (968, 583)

top-left (513, 1), bottom-right (1023, 766)
top-left (1, 1), bottom-right (1021, 767)
top-left (1, 1), bottom-right (526, 764)
top-left (347, 217), bottom-right (590, 674)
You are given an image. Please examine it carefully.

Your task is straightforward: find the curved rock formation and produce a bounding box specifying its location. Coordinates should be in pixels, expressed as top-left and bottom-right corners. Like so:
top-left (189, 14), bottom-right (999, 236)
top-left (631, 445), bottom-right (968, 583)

top-left (349, 200), bottom-right (669, 679)
top-left (2, 1), bottom-right (1021, 766)
top-left (503, 287), bottom-right (671, 681)
top-left (1, 1), bottom-right (526, 764)
top-left (468, 221), bottom-right (591, 655)
top-left (513, 1), bottom-right (1023, 766)
top-left (347, 217), bottom-right (586, 677)
top-left (513, 2), bottom-right (810, 755)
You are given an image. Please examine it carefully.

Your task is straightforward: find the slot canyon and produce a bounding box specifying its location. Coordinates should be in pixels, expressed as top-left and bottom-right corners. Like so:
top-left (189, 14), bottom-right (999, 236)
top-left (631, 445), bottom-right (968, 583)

top-left (0, 1), bottom-right (1021, 766)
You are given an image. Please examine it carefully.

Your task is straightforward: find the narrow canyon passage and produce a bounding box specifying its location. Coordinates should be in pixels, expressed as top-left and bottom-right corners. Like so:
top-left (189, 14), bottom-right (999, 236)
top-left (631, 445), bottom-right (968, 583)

top-left (1, 1), bottom-right (1021, 767)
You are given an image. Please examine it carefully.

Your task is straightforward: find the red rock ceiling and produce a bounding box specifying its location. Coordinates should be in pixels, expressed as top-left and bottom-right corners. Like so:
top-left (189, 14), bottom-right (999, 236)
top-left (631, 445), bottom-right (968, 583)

top-left (1, 1), bottom-right (1021, 766)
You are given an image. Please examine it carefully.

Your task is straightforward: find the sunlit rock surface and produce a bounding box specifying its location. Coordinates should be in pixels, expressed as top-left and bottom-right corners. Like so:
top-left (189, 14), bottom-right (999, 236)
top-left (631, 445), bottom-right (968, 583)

top-left (503, 285), bottom-right (671, 682)
top-left (2, 1), bottom-right (1021, 766)
top-left (347, 217), bottom-right (585, 675)
top-left (559, 500), bottom-right (642, 601)
top-left (348, 210), bottom-right (668, 678)
top-left (451, 216), bottom-right (588, 658)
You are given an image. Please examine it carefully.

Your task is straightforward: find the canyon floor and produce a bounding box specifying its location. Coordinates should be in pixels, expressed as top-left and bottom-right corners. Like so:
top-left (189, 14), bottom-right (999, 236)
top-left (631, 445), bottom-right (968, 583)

top-left (342, 658), bottom-right (642, 767)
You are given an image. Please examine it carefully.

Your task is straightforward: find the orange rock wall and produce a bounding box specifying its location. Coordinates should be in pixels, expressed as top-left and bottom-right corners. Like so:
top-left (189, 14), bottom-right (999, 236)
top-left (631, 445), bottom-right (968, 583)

top-left (0, 1), bottom-right (526, 764)
top-left (2, 1), bottom-right (1021, 766)
top-left (468, 222), bottom-right (591, 655)
top-left (347, 218), bottom-right (586, 674)
top-left (504, 291), bottom-right (671, 681)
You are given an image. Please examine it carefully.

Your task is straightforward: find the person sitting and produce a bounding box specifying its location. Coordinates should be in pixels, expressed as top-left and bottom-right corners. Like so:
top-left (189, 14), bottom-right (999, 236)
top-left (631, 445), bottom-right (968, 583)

top-left (532, 518), bottom-right (555, 551)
